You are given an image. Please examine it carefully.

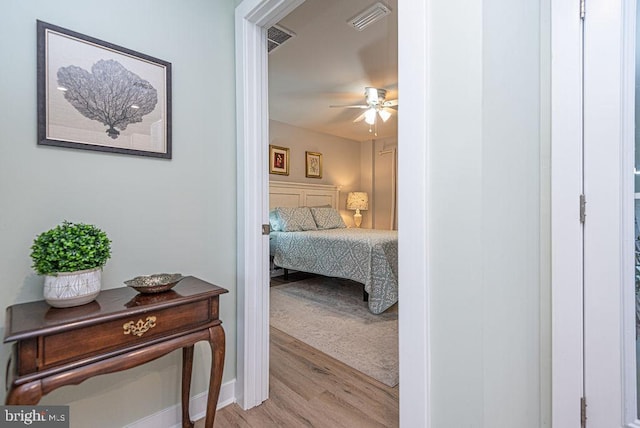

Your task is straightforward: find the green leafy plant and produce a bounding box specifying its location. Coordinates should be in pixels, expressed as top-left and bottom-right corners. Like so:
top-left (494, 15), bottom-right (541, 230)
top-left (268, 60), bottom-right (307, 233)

top-left (30, 221), bottom-right (111, 275)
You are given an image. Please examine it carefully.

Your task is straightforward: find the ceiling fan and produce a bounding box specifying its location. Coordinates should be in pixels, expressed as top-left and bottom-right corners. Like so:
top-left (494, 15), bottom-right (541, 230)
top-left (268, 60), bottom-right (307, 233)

top-left (330, 87), bottom-right (398, 136)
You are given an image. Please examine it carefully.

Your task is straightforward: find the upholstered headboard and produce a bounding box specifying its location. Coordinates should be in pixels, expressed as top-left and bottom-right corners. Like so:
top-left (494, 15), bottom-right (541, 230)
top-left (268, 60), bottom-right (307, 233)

top-left (269, 181), bottom-right (340, 209)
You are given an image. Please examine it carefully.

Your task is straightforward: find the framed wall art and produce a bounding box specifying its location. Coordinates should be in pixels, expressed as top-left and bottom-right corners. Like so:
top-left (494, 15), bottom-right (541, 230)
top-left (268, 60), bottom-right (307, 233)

top-left (37, 20), bottom-right (172, 158)
top-left (269, 145), bottom-right (289, 175)
top-left (305, 151), bottom-right (322, 178)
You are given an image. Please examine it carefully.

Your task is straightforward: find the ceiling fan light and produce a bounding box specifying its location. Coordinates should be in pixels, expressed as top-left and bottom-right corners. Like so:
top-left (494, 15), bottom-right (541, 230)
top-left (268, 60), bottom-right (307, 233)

top-left (378, 109), bottom-right (391, 122)
top-left (364, 108), bottom-right (377, 125)
top-left (365, 87), bottom-right (379, 104)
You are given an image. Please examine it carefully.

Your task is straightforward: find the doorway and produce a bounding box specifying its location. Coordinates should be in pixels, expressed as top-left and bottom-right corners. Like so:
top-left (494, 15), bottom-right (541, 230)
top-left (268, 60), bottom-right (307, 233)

top-left (235, 1), bottom-right (428, 426)
top-left (266, 0), bottom-right (399, 403)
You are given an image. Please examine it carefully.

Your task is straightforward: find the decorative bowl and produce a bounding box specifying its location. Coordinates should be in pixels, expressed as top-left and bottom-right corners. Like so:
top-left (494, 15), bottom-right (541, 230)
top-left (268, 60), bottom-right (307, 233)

top-left (124, 273), bottom-right (183, 294)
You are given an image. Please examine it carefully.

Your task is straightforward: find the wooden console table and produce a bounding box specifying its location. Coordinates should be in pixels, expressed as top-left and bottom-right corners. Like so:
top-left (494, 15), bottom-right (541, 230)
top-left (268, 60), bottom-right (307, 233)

top-left (4, 276), bottom-right (228, 428)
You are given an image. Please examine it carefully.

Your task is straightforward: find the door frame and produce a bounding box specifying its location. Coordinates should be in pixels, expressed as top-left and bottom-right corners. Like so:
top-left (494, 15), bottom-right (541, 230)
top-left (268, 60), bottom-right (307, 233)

top-left (550, 1), bottom-right (585, 426)
top-left (582, 0), bottom-right (639, 425)
top-left (622, 4), bottom-right (640, 424)
top-left (234, 0), bottom-right (431, 426)
top-left (582, 0), bottom-right (626, 425)
top-left (234, 0), bottom-right (306, 410)
top-left (551, 0), bottom-right (640, 425)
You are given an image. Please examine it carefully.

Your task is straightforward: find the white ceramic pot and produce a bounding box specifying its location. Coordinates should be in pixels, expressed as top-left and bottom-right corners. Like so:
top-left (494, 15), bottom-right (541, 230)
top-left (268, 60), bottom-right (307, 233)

top-left (44, 267), bottom-right (102, 308)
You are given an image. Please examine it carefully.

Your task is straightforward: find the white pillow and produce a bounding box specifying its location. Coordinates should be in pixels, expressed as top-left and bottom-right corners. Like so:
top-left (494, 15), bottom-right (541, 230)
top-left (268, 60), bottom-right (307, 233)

top-left (275, 207), bottom-right (318, 232)
top-left (310, 207), bottom-right (346, 229)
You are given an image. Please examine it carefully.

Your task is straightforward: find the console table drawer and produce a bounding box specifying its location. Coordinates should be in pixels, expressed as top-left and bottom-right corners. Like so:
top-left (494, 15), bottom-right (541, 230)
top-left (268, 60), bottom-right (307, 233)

top-left (42, 300), bottom-right (211, 368)
top-left (5, 276), bottom-right (228, 427)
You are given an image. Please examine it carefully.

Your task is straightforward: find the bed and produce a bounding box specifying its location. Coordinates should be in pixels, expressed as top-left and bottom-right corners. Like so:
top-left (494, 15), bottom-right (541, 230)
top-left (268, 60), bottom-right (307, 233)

top-left (269, 181), bottom-right (398, 314)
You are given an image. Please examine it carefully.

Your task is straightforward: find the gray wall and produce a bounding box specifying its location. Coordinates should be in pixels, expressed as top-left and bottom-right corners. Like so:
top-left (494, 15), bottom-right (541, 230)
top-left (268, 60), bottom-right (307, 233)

top-left (268, 120), bottom-right (399, 230)
top-left (0, 1), bottom-right (237, 426)
top-left (269, 119), bottom-right (362, 223)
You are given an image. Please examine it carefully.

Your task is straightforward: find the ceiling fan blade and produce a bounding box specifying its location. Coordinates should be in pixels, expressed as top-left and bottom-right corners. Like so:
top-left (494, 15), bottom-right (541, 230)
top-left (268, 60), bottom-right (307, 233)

top-left (353, 111), bottom-right (368, 122)
top-left (382, 99), bottom-right (398, 107)
top-left (329, 104), bottom-right (369, 109)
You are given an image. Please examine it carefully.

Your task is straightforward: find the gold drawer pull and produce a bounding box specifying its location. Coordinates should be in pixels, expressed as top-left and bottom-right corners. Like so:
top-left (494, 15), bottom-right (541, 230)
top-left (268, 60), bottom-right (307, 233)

top-left (123, 316), bottom-right (157, 337)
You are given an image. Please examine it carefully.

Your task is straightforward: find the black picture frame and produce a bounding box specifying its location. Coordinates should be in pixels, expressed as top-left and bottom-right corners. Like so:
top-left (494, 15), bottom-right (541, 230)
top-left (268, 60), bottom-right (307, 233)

top-left (37, 20), bottom-right (172, 158)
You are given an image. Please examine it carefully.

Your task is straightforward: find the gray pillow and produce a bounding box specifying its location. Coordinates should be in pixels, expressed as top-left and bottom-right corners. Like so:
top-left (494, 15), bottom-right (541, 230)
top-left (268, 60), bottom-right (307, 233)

top-left (269, 210), bottom-right (281, 231)
top-left (310, 207), bottom-right (346, 229)
top-left (275, 207), bottom-right (318, 232)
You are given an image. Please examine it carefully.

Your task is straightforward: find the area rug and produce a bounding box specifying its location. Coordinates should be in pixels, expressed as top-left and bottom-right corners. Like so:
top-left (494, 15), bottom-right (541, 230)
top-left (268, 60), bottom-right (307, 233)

top-left (270, 276), bottom-right (398, 387)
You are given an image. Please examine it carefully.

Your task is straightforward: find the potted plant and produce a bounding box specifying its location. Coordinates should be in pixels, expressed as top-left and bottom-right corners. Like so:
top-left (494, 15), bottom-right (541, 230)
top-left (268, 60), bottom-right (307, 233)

top-left (30, 221), bottom-right (111, 308)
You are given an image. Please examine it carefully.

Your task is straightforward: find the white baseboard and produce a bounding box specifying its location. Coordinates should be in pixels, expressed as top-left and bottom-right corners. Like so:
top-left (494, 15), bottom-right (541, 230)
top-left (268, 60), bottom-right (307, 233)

top-left (125, 379), bottom-right (236, 428)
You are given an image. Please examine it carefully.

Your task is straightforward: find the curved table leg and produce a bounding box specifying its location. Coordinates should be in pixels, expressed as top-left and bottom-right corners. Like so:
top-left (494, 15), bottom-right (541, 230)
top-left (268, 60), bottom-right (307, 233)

top-left (5, 326), bottom-right (225, 428)
top-left (181, 345), bottom-right (195, 428)
top-left (6, 381), bottom-right (43, 405)
top-left (203, 325), bottom-right (225, 428)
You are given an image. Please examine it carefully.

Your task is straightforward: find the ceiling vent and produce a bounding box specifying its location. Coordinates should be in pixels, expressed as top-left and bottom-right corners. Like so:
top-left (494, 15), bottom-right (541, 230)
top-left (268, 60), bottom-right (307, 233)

top-left (347, 2), bottom-right (392, 31)
top-left (268, 25), bottom-right (295, 53)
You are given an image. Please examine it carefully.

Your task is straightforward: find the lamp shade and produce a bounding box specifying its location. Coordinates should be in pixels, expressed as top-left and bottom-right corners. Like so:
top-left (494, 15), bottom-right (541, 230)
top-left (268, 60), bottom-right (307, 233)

top-left (378, 109), bottom-right (392, 122)
top-left (364, 108), bottom-right (377, 125)
top-left (346, 192), bottom-right (369, 211)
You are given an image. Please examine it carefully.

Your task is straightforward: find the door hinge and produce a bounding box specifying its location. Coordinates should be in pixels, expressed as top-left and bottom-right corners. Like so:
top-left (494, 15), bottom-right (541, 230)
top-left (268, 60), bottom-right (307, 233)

top-left (581, 396), bottom-right (587, 427)
top-left (262, 224), bottom-right (270, 235)
top-left (579, 194), bottom-right (586, 223)
top-left (580, 0), bottom-right (586, 19)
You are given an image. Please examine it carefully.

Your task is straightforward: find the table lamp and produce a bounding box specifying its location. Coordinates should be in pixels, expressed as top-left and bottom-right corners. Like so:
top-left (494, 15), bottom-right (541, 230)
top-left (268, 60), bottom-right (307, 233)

top-left (346, 192), bottom-right (369, 228)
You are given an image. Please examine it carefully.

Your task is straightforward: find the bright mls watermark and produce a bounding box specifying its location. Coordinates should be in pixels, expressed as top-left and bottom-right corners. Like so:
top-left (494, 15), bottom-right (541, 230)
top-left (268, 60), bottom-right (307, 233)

top-left (0, 406), bottom-right (69, 427)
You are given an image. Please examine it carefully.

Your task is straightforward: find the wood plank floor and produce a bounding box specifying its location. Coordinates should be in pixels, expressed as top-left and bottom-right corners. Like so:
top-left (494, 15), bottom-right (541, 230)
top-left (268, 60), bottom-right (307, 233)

top-left (203, 326), bottom-right (399, 428)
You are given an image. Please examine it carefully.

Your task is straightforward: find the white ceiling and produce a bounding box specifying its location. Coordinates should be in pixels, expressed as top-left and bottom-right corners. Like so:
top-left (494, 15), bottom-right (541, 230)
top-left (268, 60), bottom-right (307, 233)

top-left (268, 0), bottom-right (398, 142)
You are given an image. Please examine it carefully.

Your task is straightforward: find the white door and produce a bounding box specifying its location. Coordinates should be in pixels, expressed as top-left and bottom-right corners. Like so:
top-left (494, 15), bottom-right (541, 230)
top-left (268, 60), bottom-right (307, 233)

top-left (582, 0), bottom-right (639, 426)
top-left (374, 145), bottom-right (397, 230)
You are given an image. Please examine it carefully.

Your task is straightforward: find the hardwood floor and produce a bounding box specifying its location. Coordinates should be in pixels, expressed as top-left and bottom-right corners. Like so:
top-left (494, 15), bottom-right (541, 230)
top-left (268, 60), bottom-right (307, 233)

top-left (204, 326), bottom-right (399, 427)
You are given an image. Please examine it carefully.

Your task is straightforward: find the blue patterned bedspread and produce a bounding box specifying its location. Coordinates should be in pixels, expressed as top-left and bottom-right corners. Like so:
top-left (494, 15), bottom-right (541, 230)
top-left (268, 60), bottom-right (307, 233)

top-left (270, 228), bottom-right (398, 314)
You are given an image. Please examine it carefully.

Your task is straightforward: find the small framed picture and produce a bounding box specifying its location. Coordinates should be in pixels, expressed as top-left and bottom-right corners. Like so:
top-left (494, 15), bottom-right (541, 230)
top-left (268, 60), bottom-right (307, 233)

top-left (305, 151), bottom-right (322, 178)
top-left (269, 145), bottom-right (289, 175)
